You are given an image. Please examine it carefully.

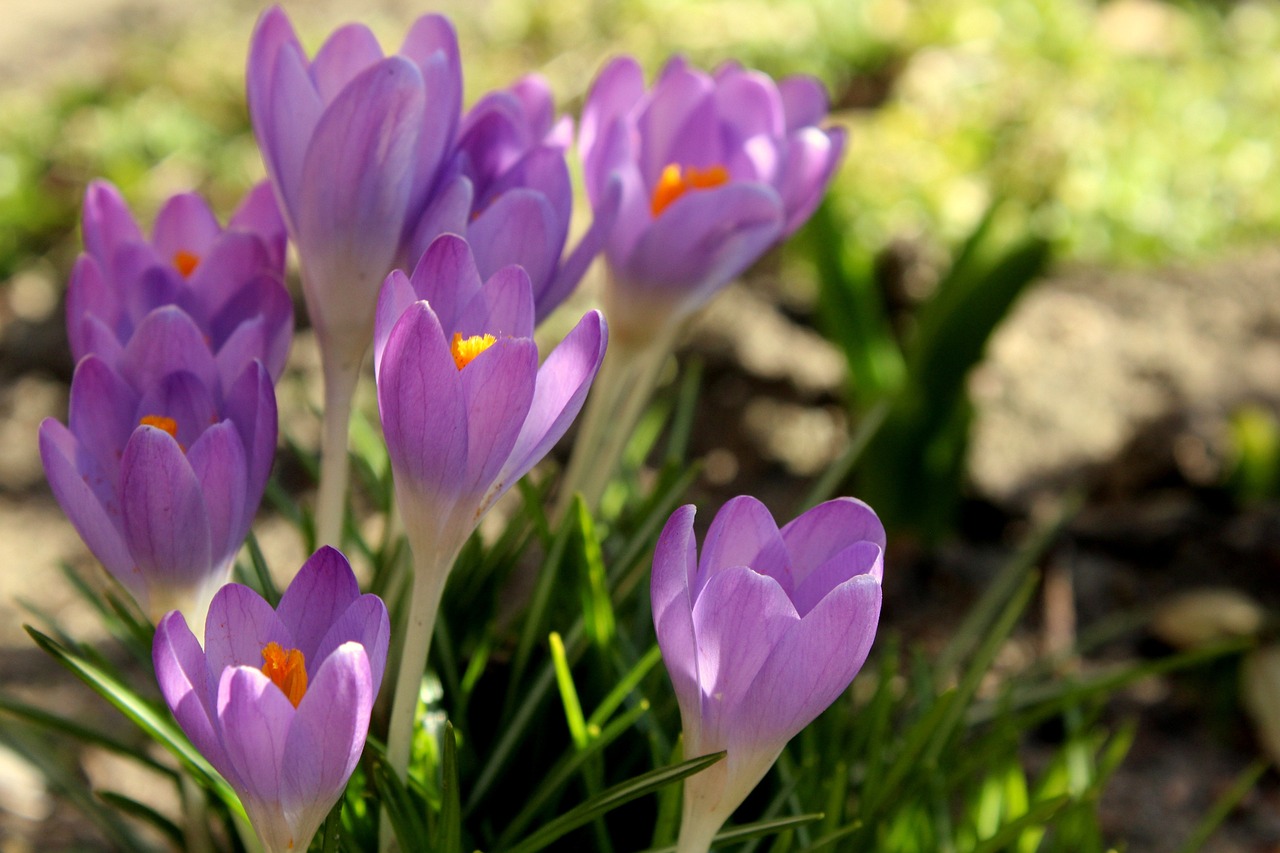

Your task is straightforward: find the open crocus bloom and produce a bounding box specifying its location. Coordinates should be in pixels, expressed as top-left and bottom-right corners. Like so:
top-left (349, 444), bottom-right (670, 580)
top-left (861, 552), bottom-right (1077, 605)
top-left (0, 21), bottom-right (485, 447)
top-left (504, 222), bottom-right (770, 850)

top-left (651, 495), bottom-right (883, 851)
top-left (579, 55), bottom-right (846, 342)
top-left (373, 233), bottom-right (607, 562)
top-left (247, 4), bottom-right (461, 372)
top-left (153, 547), bottom-right (390, 853)
top-left (406, 75), bottom-right (616, 324)
top-left (67, 180), bottom-right (292, 381)
top-left (39, 308), bottom-right (277, 632)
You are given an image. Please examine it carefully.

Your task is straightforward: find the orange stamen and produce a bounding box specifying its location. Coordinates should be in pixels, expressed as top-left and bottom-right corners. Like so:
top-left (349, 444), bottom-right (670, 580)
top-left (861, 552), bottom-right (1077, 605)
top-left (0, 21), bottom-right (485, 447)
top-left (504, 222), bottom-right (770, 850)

top-left (451, 332), bottom-right (497, 370)
top-left (173, 249), bottom-right (200, 277)
top-left (650, 163), bottom-right (731, 216)
top-left (260, 642), bottom-right (308, 708)
top-left (139, 415), bottom-right (179, 440)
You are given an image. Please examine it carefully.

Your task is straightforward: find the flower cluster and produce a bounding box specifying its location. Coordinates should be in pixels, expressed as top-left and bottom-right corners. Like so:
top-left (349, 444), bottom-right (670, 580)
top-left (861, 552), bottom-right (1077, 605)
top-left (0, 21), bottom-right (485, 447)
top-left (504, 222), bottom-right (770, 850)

top-left (39, 6), bottom-right (869, 852)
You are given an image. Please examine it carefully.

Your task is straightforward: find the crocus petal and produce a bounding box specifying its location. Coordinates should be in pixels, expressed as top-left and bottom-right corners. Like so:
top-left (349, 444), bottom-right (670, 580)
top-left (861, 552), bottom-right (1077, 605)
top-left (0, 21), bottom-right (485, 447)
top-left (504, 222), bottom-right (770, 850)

top-left (468, 189), bottom-right (561, 307)
top-left (689, 566), bottom-right (797, 746)
top-left (274, 546), bottom-right (361, 663)
top-left (377, 302), bottom-right (467, 495)
top-left (453, 264), bottom-right (534, 342)
top-left (309, 23), bottom-right (385, 101)
top-left (790, 541), bottom-right (883, 618)
top-left (186, 421), bottom-right (249, 565)
top-left (778, 76), bottom-right (831, 131)
top-left (580, 56), bottom-right (646, 201)
top-left (223, 361), bottom-right (278, 521)
top-left (81, 180), bottom-right (144, 263)
top-left (456, 336), bottom-right (538, 497)
top-left (638, 65), bottom-right (719, 184)
top-left (695, 495), bottom-right (789, 597)
top-left (777, 126), bottom-right (846, 235)
top-left (399, 13), bottom-right (462, 219)
top-left (373, 270), bottom-right (421, 382)
top-left (542, 176), bottom-right (621, 322)
top-left (779, 497), bottom-right (886, 586)
top-left (204, 582), bottom-right (289, 683)
top-left (651, 505), bottom-right (702, 739)
top-left (405, 233), bottom-right (485, 335)
top-left (281, 642), bottom-right (373, 848)
top-left (136, 371), bottom-right (219, 452)
top-left (399, 171), bottom-right (472, 271)
top-left (38, 418), bottom-right (134, 588)
top-left (120, 307), bottom-right (220, 396)
top-left (229, 180), bottom-right (288, 269)
top-left (734, 573), bottom-right (882, 747)
top-left (153, 611), bottom-right (237, 784)
top-left (67, 355), bottom-right (138, 488)
top-left (119, 426), bottom-right (213, 593)
top-left (190, 231), bottom-right (277, 323)
top-left (153, 193), bottom-right (221, 260)
top-left (312, 595), bottom-right (391, 694)
top-left (217, 666), bottom-right (295, 851)
top-left (500, 310), bottom-right (606, 483)
top-left (66, 256), bottom-right (113, 362)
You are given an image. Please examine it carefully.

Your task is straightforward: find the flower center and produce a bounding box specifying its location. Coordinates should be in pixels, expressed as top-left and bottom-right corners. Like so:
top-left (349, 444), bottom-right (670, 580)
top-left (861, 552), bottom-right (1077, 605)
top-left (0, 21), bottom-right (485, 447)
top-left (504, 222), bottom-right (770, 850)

top-left (451, 332), bottom-right (497, 370)
top-left (139, 415), bottom-right (179, 439)
top-left (650, 163), bottom-right (730, 217)
top-left (173, 249), bottom-right (200, 277)
top-left (260, 642), bottom-right (308, 708)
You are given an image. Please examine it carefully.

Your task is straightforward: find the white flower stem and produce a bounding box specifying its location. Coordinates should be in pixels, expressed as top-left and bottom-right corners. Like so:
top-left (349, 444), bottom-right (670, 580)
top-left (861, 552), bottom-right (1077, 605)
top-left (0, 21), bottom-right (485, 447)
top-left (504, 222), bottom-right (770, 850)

top-left (314, 343), bottom-right (363, 549)
top-left (554, 321), bottom-right (678, 521)
top-left (380, 541), bottom-right (458, 853)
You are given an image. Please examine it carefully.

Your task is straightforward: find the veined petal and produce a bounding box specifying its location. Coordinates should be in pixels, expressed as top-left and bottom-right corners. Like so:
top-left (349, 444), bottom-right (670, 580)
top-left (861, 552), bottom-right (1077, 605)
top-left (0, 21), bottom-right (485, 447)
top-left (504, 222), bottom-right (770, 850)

top-left (400, 13), bottom-right (462, 218)
top-left (274, 546), bottom-right (361, 663)
top-left (119, 426), bottom-right (213, 594)
top-left (468, 190), bottom-right (561, 310)
top-left (67, 355), bottom-right (138, 488)
top-left (406, 233), bottom-right (484, 335)
top-left (454, 262), bottom-right (535, 342)
top-left (281, 642), bottom-right (373, 850)
top-left (790, 541), bottom-right (883, 618)
top-left (779, 497), bottom-right (885, 587)
top-left (204, 582), bottom-right (289, 680)
top-left (217, 666), bottom-right (295, 852)
top-left (651, 505), bottom-right (702, 741)
top-left (457, 336), bottom-right (538, 497)
top-left (153, 612), bottom-right (238, 785)
top-left (499, 310), bottom-right (606, 484)
top-left (309, 23), bottom-right (384, 101)
top-left (311, 595), bottom-right (391, 695)
top-left (81, 180), bottom-right (143, 264)
top-left (152, 192), bottom-right (221, 260)
top-left (120, 307), bottom-right (220, 397)
top-left (734, 573), bottom-right (881, 747)
top-left (373, 270), bottom-right (420, 382)
top-left (186, 421), bottom-right (249, 567)
top-left (66, 256), bottom-right (114, 362)
top-left (399, 171), bottom-right (472, 272)
top-left (136, 371), bottom-right (219, 452)
top-left (580, 56), bottom-right (645, 200)
top-left (223, 361), bottom-right (278, 526)
top-left (695, 495), bottom-right (789, 597)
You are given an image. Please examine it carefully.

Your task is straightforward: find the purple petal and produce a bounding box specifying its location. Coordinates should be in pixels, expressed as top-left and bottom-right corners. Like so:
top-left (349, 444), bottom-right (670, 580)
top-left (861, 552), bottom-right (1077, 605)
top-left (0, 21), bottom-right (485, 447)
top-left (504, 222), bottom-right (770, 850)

top-left (776, 126), bottom-right (846, 235)
top-left (274, 546), bottom-right (361, 663)
top-left (119, 426), bottom-right (213, 591)
top-left (457, 336), bottom-right (538, 497)
top-left (209, 274), bottom-right (294, 382)
top-left (309, 23), bottom-right (384, 102)
top-left (229, 180), bottom-right (288, 269)
top-left (651, 505), bottom-right (702, 739)
top-left (714, 68), bottom-right (785, 144)
top-left (510, 74), bottom-right (559, 141)
top-left (67, 355), bottom-right (138, 488)
top-left (281, 642), bottom-right (373, 847)
top-left (75, 316), bottom-right (125, 369)
top-left (312, 595), bottom-right (391, 695)
top-left (406, 233), bottom-right (484, 335)
top-left (580, 56), bottom-right (645, 201)
top-left (189, 231), bottom-right (276, 322)
top-left (81, 180), bottom-right (143, 264)
top-left (400, 14), bottom-right (462, 218)
top-left (204, 582), bottom-right (288, 685)
top-left (542, 177), bottom-right (620, 322)
top-left (790, 541), bottom-right (883, 617)
top-left (779, 497), bottom-right (885, 585)
top-left (120, 307), bottom-right (219, 397)
top-left (39, 418), bottom-right (134, 590)
top-left (223, 361), bottom-right (278, 521)
top-left (399, 171), bottom-right (472, 270)
top-left (689, 566), bottom-right (797, 747)
top-left (621, 182), bottom-right (783, 302)
top-left (454, 264), bottom-right (534, 342)
top-left (468, 190), bottom-right (562, 306)
top-left (135, 371), bottom-right (219, 452)
top-left (734, 574), bottom-right (881, 747)
top-left (373, 270), bottom-right (420, 382)
top-left (152, 193), bottom-right (221, 260)
top-left (66, 256), bottom-right (114, 362)
top-left (500, 310), bottom-right (606, 484)
top-left (216, 667), bottom-right (294, 835)
top-left (639, 65), bottom-right (719, 185)
top-left (778, 76), bottom-right (831, 131)
top-left (186, 421), bottom-right (248, 566)
top-left (153, 611), bottom-right (238, 784)
top-left (695, 495), bottom-right (789, 597)
top-left (377, 302), bottom-right (467, 497)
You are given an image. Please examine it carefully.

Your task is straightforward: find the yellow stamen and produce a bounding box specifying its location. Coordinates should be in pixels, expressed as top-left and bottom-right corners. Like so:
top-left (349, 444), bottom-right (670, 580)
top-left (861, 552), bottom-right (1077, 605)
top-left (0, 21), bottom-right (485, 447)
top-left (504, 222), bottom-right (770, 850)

top-left (451, 332), bottom-right (497, 370)
top-left (260, 642), bottom-right (308, 708)
top-left (139, 415), bottom-right (179, 440)
top-left (650, 163), bottom-right (731, 217)
top-left (173, 249), bottom-right (200, 277)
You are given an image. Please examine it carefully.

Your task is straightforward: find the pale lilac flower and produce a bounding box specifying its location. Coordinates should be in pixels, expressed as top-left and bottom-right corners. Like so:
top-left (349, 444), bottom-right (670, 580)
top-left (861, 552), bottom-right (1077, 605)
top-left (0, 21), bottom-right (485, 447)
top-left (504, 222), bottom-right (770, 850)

top-left (153, 546), bottom-right (389, 853)
top-left (247, 4), bottom-right (461, 371)
top-left (652, 496), bottom-right (883, 852)
top-left (39, 308), bottom-right (277, 631)
top-left (580, 55), bottom-right (846, 342)
top-left (373, 233), bottom-right (607, 561)
top-left (406, 75), bottom-right (616, 323)
top-left (67, 180), bottom-right (292, 380)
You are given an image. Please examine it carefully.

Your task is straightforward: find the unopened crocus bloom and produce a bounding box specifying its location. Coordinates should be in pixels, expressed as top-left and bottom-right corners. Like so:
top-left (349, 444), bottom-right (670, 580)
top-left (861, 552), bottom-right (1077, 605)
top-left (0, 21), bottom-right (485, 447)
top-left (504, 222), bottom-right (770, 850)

top-left (580, 55), bottom-right (846, 342)
top-left (652, 496), bottom-right (884, 853)
top-left (406, 75), bottom-right (616, 323)
top-left (247, 5), bottom-right (462, 545)
top-left (153, 546), bottom-right (390, 853)
top-left (373, 233), bottom-right (607, 786)
top-left (39, 308), bottom-right (277, 633)
top-left (68, 180), bottom-right (292, 381)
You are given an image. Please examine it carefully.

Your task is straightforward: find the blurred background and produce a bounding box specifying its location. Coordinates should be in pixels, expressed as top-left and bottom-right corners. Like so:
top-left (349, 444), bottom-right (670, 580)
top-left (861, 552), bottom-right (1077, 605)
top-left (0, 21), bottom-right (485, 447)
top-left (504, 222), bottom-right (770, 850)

top-left (2, 0), bottom-right (1280, 850)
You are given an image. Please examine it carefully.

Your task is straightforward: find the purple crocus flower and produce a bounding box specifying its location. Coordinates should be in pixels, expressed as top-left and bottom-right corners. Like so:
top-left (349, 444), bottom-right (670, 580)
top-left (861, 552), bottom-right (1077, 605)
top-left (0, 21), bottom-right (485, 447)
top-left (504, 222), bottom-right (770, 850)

top-left (67, 180), bottom-right (293, 381)
top-left (406, 75), bottom-right (616, 323)
top-left (247, 4), bottom-right (461, 374)
top-left (153, 546), bottom-right (390, 853)
top-left (651, 495), bottom-right (883, 852)
top-left (39, 308), bottom-right (277, 633)
top-left (374, 233), bottom-right (607, 561)
top-left (580, 55), bottom-right (846, 342)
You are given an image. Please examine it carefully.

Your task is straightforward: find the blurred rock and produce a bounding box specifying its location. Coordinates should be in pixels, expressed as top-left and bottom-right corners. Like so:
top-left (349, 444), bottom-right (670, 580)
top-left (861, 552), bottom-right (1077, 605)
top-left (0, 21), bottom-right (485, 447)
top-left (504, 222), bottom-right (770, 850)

top-left (1150, 588), bottom-right (1266, 650)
